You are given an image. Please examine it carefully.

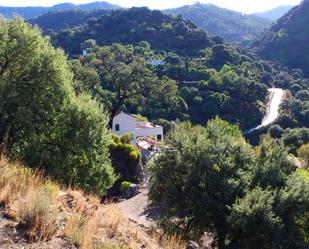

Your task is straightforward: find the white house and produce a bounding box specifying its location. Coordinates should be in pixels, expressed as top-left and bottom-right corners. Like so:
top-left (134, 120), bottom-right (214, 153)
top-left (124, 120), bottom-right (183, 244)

top-left (146, 59), bottom-right (165, 67)
top-left (112, 112), bottom-right (163, 144)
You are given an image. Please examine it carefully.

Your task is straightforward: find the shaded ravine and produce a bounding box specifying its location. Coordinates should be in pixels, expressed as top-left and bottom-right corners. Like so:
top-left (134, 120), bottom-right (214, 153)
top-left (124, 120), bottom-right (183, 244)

top-left (246, 88), bottom-right (284, 134)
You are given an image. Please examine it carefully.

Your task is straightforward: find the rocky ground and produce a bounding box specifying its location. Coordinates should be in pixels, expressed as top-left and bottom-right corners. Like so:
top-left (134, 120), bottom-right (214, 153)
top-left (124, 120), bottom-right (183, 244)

top-left (0, 207), bottom-right (76, 249)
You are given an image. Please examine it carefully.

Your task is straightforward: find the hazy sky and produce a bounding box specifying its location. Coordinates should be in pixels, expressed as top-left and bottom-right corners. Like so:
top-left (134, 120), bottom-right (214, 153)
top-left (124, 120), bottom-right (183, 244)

top-left (0, 0), bottom-right (302, 13)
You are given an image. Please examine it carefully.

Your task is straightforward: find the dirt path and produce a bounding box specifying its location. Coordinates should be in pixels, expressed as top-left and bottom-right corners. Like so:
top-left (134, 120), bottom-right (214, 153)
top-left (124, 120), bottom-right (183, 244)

top-left (115, 187), bottom-right (157, 229)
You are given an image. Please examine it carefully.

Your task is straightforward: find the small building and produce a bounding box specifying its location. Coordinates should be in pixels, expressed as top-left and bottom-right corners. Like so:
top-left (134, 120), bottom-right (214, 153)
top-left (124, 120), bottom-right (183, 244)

top-left (112, 112), bottom-right (163, 145)
top-left (146, 59), bottom-right (165, 67)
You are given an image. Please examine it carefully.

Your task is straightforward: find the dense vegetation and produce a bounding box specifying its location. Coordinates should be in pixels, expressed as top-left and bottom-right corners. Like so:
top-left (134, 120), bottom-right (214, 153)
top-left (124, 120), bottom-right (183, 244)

top-left (72, 38), bottom-right (275, 130)
top-left (0, 1), bottom-right (118, 19)
top-left (149, 119), bottom-right (309, 249)
top-left (0, 18), bottom-right (115, 194)
top-left (164, 3), bottom-right (272, 46)
top-left (43, 7), bottom-right (304, 131)
top-left (50, 7), bottom-right (215, 56)
top-left (253, 0), bottom-right (309, 76)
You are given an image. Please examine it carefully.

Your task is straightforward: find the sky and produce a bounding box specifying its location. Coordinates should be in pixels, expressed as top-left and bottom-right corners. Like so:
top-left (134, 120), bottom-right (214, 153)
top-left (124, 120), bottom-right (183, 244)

top-left (0, 0), bottom-right (302, 13)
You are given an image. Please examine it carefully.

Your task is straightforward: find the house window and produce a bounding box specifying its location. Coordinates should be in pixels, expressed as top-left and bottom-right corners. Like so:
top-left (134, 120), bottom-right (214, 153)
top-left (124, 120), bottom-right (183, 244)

top-left (115, 124), bottom-right (120, 131)
top-left (157, 134), bottom-right (162, 141)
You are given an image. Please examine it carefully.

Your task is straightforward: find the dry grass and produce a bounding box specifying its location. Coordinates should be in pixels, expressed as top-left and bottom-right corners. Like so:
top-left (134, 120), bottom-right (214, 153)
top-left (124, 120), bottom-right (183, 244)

top-left (0, 157), bottom-right (186, 249)
top-left (100, 205), bottom-right (124, 237)
top-left (18, 187), bottom-right (58, 242)
top-left (64, 214), bottom-right (97, 249)
top-left (95, 204), bottom-right (186, 249)
top-left (160, 234), bottom-right (186, 249)
top-left (0, 157), bottom-right (59, 241)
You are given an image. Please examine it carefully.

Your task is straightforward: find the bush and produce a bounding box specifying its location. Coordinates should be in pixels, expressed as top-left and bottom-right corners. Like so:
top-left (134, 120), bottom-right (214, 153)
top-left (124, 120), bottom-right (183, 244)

top-left (120, 133), bottom-right (133, 143)
top-left (65, 213), bottom-right (99, 249)
top-left (120, 181), bottom-right (132, 192)
top-left (297, 143), bottom-right (309, 166)
top-left (268, 124), bottom-right (284, 138)
top-left (19, 188), bottom-right (58, 242)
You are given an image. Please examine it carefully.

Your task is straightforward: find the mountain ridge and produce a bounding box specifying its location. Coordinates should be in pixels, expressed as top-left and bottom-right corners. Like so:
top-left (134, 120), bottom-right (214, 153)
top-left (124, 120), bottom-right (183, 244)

top-left (0, 1), bottom-right (119, 19)
top-left (252, 0), bottom-right (309, 76)
top-left (252, 5), bottom-right (295, 20)
top-left (163, 3), bottom-right (272, 46)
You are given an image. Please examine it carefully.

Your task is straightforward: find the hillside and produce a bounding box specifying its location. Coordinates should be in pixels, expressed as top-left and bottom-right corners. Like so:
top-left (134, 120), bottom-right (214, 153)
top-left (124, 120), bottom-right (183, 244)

top-left (50, 7), bottom-right (215, 55)
top-left (252, 0), bottom-right (309, 76)
top-left (0, 1), bottom-right (119, 19)
top-left (253, 5), bottom-right (294, 20)
top-left (29, 9), bottom-right (110, 31)
top-left (163, 3), bottom-right (272, 46)
top-left (0, 157), bottom-right (186, 249)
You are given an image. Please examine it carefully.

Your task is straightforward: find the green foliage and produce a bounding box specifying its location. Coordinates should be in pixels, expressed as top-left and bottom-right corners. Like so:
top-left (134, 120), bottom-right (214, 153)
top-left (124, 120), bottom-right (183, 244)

top-left (120, 133), bottom-right (133, 144)
top-left (110, 135), bottom-right (141, 183)
top-left (51, 7), bottom-right (213, 56)
top-left (120, 181), bottom-right (132, 192)
top-left (77, 43), bottom-right (186, 123)
top-left (268, 124), bottom-right (284, 138)
top-left (254, 0), bottom-right (309, 76)
top-left (149, 119), bottom-right (309, 248)
top-left (179, 63), bottom-right (268, 129)
top-left (281, 128), bottom-right (309, 154)
top-left (0, 18), bottom-right (115, 195)
top-left (297, 143), bottom-right (309, 165)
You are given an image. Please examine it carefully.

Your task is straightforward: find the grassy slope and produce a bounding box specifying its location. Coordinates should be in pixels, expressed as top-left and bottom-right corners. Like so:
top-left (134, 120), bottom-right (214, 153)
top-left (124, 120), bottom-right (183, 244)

top-left (0, 157), bottom-right (185, 249)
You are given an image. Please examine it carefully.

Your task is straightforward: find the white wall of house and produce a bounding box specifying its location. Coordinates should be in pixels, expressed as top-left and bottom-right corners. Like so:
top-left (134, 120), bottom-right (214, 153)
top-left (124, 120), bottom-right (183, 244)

top-left (112, 112), bottom-right (164, 144)
top-left (112, 112), bottom-right (136, 137)
top-left (135, 127), bottom-right (163, 141)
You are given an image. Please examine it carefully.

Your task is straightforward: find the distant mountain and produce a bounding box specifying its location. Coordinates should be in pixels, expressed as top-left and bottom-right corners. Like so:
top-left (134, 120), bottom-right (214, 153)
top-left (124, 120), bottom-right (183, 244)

top-left (163, 3), bottom-right (272, 46)
top-left (252, 0), bottom-right (309, 76)
top-left (0, 1), bottom-right (119, 19)
top-left (253, 5), bottom-right (294, 20)
top-left (29, 9), bottom-right (110, 31)
top-left (50, 7), bottom-right (216, 56)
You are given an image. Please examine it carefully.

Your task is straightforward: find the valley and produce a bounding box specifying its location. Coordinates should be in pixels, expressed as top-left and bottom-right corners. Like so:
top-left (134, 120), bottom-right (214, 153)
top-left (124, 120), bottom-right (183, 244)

top-left (0, 1), bottom-right (308, 249)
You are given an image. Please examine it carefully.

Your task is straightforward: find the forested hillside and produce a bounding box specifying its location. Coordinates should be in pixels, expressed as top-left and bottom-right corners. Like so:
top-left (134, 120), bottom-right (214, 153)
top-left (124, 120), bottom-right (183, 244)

top-left (253, 0), bottom-right (309, 76)
top-left (0, 1), bottom-right (119, 19)
top-left (29, 9), bottom-right (110, 31)
top-left (44, 6), bottom-right (308, 132)
top-left (50, 7), bottom-right (215, 55)
top-left (163, 3), bottom-right (272, 46)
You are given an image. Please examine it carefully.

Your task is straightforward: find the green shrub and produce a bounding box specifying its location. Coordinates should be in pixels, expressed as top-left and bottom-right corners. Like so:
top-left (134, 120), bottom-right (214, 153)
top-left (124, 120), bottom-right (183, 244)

top-left (120, 133), bottom-right (133, 144)
top-left (123, 144), bottom-right (136, 154)
top-left (120, 181), bottom-right (132, 192)
top-left (129, 151), bottom-right (140, 161)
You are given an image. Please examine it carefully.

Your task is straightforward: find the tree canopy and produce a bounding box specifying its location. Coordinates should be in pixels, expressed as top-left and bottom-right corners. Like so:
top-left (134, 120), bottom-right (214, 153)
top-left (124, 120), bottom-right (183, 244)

top-left (0, 18), bottom-right (115, 194)
top-left (149, 119), bottom-right (309, 249)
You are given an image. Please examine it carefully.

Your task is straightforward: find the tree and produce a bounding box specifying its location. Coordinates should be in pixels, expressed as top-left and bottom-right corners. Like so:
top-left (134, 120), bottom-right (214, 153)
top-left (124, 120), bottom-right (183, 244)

top-left (82, 44), bottom-right (157, 127)
top-left (268, 124), bottom-right (284, 139)
top-left (149, 119), bottom-right (309, 249)
top-left (297, 143), bottom-right (309, 166)
top-left (80, 43), bottom-right (187, 125)
top-left (0, 18), bottom-right (115, 194)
